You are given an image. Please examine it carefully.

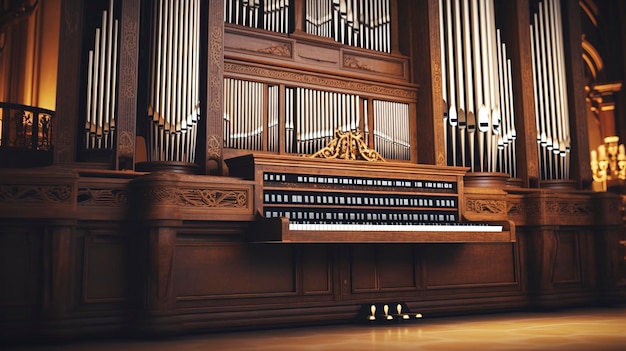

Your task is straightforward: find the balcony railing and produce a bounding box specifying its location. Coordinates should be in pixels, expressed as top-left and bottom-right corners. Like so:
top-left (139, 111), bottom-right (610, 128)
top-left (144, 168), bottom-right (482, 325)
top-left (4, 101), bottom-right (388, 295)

top-left (0, 102), bottom-right (54, 167)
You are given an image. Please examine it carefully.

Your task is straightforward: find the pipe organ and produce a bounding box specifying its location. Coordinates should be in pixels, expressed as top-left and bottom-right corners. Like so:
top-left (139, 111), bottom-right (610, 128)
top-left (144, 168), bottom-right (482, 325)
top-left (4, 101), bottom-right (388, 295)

top-left (439, 0), bottom-right (517, 177)
top-left (530, 0), bottom-right (571, 180)
top-left (225, 0), bottom-right (291, 34)
top-left (225, 0), bottom-right (391, 52)
top-left (4, 0), bottom-right (625, 343)
top-left (288, 87), bottom-right (362, 155)
top-left (146, 0), bottom-right (201, 163)
top-left (372, 100), bottom-right (410, 160)
top-left (85, 0), bottom-right (119, 150)
top-left (222, 79), bottom-right (411, 160)
top-left (307, 0), bottom-right (392, 53)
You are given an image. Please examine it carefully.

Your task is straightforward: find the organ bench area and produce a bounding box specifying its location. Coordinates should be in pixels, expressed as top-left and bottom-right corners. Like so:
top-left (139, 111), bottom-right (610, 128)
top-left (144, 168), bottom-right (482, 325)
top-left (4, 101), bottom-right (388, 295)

top-left (226, 153), bottom-right (515, 243)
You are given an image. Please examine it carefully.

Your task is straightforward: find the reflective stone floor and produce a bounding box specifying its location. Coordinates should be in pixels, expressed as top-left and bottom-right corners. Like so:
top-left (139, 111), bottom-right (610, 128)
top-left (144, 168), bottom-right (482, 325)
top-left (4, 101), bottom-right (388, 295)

top-left (9, 307), bottom-right (626, 351)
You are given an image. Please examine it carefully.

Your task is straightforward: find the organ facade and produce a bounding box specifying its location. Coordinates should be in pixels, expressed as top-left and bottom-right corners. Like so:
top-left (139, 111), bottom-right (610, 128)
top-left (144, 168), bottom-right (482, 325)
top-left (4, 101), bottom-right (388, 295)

top-left (0, 0), bottom-right (625, 341)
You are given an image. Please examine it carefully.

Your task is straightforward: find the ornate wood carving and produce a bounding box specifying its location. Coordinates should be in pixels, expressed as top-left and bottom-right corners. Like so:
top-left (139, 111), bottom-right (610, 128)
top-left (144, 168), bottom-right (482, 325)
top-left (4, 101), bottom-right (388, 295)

top-left (343, 55), bottom-right (373, 71)
top-left (116, 0), bottom-right (140, 168)
top-left (77, 188), bottom-right (127, 206)
top-left (258, 43), bottom-right (291, 57)
top-left (144, 187), bottom-right (247, 208)
top-left (310, 129), bottom-right (385, 162)
top-left (466, 199), bottom-right (508, 216)
top-left (206, 2), bottom-right (225, 173)
top-left (0, 185), bottom-right (73, 203)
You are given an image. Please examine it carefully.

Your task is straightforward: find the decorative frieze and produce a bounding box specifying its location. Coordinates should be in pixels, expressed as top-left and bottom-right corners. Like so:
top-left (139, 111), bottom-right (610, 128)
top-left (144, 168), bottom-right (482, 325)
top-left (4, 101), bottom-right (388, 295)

top-left (144, 187), bottom-right (247, 208)
top-left (0, 184), bottom-right (73, 203)
top-left (77, 188), bottom-right (127, 206)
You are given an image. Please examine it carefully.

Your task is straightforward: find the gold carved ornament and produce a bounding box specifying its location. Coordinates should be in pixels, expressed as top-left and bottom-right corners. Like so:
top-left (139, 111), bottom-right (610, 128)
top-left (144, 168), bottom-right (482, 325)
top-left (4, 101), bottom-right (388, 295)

top-left (310, 129), bottom-right (385, 162)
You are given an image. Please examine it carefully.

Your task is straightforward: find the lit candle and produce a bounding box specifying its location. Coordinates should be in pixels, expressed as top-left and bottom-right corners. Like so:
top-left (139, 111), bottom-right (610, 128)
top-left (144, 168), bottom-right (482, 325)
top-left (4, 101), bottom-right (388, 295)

top-left (598, 145), bottom-right (606, 159)
top-left (590, 150), bottom-right (597, 163)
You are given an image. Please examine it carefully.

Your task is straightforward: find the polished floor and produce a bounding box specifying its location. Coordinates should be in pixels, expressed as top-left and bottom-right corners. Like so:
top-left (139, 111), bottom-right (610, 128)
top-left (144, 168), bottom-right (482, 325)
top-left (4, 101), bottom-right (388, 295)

top-left (11, 307), bottom-right (626, 351)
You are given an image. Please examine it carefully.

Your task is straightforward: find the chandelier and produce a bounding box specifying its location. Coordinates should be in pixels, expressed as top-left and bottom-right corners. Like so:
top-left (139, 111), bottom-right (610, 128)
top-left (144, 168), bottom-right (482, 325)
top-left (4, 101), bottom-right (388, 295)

top-left (590, 136), bottom-right (626, 191)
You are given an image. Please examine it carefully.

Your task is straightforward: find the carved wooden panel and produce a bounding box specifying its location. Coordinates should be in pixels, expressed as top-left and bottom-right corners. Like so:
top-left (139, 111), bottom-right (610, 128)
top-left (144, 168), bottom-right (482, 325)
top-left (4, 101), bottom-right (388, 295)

top-left (80, 230), bottom-right (129, 303)
top-left (0, 227), bottom-right (40, 307)
top-left (351, 245), bottom-right (416, 293)
top-left (552, 231), bottom-right (581, 285)
top-left (174, 242), bottom-right (296, 298)
top-left (377, 245), bottom-right (416, 290)
top-left (302, 246), bottom-right (332, 295)
top-left (351, 246), bottom-right (377, 292)
top-left (423, 243), bottom-right (518, 288)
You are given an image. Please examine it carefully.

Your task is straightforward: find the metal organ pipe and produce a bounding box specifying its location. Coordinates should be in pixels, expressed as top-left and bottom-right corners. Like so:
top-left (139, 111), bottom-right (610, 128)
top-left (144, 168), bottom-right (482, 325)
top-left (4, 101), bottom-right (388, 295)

top-left (304, 0), bottom-right (390, 53)
top-left (85, 0), bottom-right (119, 151)
top-left (148, 0), bottom-right (200, 163)
top-left (438, 0), bottom-right (516, 177)
top-left (530, 0), bottom-right (570, 180)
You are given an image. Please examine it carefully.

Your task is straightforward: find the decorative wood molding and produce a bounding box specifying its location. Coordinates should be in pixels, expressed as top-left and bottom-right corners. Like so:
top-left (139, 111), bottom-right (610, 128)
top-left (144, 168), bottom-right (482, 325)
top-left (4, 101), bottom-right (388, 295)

top-left (343, 55), bottom-right (373, 71)
top-left (466, 199), bottom-right (508, 216)
top-left (144, 187), bottom-right (247, 208)
top-left (0, 184), bottom-right (73, 203)
top-left (224, 62), bottom-right (417, 100)
top-left (258, 43), bottom-right (291, 57)
top-left (207, 134), bottom-right (221, 160)
top-left (77, 188), bottom-right (127, 206)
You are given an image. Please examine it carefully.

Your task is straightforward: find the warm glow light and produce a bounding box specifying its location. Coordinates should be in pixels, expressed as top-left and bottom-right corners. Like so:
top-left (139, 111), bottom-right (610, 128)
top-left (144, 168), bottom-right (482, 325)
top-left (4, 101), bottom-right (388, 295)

top-left (591, 136), bottom-right (626, 191)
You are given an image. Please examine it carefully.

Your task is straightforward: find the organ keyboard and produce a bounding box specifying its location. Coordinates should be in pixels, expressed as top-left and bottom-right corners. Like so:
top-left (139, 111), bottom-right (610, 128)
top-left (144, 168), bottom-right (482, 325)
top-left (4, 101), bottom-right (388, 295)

top-left (226, 153), bottom-right (514, 243)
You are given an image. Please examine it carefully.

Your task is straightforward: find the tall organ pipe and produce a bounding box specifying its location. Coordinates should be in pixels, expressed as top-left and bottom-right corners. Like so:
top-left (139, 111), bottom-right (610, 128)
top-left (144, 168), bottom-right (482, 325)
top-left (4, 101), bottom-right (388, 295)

top-left (438, 0), bottom-right (516, 176)
top-left (85, 0), bottom-right (119, 150)
top-left (530, 0), bottom-right (570, 180)
top-left (147, 0), bottom-right (200, 163)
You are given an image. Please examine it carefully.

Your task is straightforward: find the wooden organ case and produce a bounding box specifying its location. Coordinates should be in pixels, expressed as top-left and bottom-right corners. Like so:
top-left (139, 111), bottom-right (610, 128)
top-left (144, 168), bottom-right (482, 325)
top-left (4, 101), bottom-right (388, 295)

top-left (0, 0), bottom-right (625, 342)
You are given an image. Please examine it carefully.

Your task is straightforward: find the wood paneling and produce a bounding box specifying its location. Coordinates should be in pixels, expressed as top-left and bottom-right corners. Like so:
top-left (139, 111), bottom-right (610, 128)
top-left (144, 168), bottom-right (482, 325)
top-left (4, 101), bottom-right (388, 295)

top-left (302, 246), bottom-right (332, 295)
top-left (174, 243), bottom-right (297, 298)
top-left (552, 231), bottom-right (581, 284)
top-left (0, 228), bottom-right (40, 306)
top-left (377, 245), bottom-right (416, 290)
top-left (351, 245), bottom-right (416, 293)
top-left (81, 230), bottom-right (129, 303)
top-left (424, 243), bottom-right (518, 288)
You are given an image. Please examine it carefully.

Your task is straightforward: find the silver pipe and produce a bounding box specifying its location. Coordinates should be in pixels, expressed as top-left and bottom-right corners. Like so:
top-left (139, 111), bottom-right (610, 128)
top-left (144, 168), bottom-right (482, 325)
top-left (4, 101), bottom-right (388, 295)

top-left (453, 0), bottom-right (466, 167)
top-left (444, 0), bottom-right (458, 165)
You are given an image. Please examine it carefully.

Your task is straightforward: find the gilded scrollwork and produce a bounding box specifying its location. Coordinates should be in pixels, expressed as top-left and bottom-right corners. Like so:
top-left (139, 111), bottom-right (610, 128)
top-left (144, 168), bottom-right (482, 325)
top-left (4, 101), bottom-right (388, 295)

top-left (310, 129), bottom-right (385, 162)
